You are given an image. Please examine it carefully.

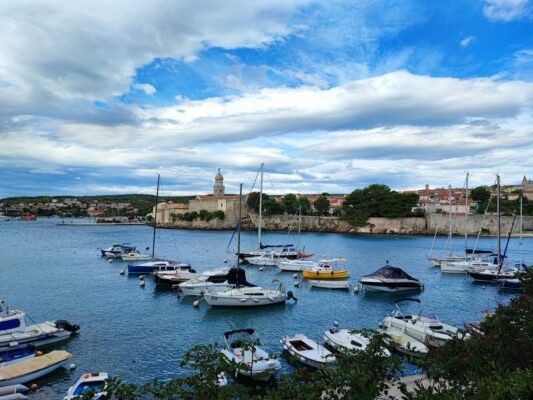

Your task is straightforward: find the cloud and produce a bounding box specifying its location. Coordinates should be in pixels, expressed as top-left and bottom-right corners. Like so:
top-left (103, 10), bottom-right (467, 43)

top-left (459, 36), bottom-right (476, 48)
top-left (483, 0), bottom-right (532, 22)
top-left (133, 83), bottom-right (157, 95)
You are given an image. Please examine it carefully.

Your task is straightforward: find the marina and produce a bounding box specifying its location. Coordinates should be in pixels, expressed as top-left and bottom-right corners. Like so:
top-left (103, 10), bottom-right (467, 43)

top-left (0, 217), bottom-right (530, 397)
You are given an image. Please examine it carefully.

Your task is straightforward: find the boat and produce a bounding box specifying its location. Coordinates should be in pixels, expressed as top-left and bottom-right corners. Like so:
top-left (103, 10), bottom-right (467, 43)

top-left (120, 250), bottom-right (152, 261)
top-left (153, 265), bottom-right (198, 285)
top-left (0, 300), bottom-right (79, 351)
top-left (302, 259), bottom-right (349, 280)
top-left (203, 280), bottom-right (296, 307)
top-left (0, 350), bottom-right (71, 386)
top-left (468, 266), bottom-right (520, 283)
top-left (245, 253), bottom-right (287, 266)
top-left (309, 280), bottom-right (350, 290)
top-left (178, 267), bottom-right (254, 297)
top-left (20, 215), bottom-right (36, 221)
top-left (358, 264), bottom-right (423, 292)
top-left (220, 329), bottom-right (280, 381)
top-left (127, 260), bottom-right (191, 274)
top-left (498, 278), bottom-right (523, 292)
top-left (323, 321), bottom-right (372, 353)
top-left (0, 347), bottom-right (37, 368)
top-left (379, 326), bottom-right (428, 357)
top-left (100, 243), bottom-right (136, 258)
top-left (441, 255), bottom-right (495, 274)
top-left (278, 259), bottom-right (319, 272)
top-left (280, 334), bottom-right (335, 368)
top-left (0, 384), bottom-right (29, 398)
top-left (380, 298), bottom-right (467, 347)
top-left (64, 372), bottom-right (109, 399)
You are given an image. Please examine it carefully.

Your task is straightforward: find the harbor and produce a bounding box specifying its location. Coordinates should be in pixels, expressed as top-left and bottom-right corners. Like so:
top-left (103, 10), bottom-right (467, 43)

top-left (0, 217), bottom-right (530, 398)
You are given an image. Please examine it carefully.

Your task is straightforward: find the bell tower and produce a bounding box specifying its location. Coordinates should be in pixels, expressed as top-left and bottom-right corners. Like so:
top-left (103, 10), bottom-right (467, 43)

top-left (214, 168), bottom-right (225, 196)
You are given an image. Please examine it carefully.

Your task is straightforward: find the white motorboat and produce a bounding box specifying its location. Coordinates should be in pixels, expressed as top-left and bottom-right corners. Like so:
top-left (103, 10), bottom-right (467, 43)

top-left (379, 326), bottom-right (428, 357)
top-left (203, 280), bottom-right (296, 307)
top-left (178, 268), bottom-right (253, 297)
top-left (0, 350), bottom-right (71, 386)
top-left (120, 250), bottom-right (152, 261)
top-left (380, 298), bottom-right (467, 348)
top-left (153, 265), bottom-right (197, 285)
top-left (359, 264), bottom-right (423, 292)
top-left (278, 259), bottom-right (319, 272)
top-left (127, 260), bottom-right (191, 274)
top-left (220, 329), bottom-right (280, 381)
top-left (100, 243), bottom-right (136, 258)
top-left (441, 256), bottom-right (495, 274)
top-left (280, 334), bottom-right (335, 368)
top-left (0, 301), bottom-right (79, 351)
top-left (468, 266), bottom-right (520, 282)
top-left (309, 280), bottom-right (350, 290)
top-left (245, 254), bottom-right (287, 266)
top-left (323, 321), bottom-right (371, 353)
top-left (64, 372), bottom-right (109, 399)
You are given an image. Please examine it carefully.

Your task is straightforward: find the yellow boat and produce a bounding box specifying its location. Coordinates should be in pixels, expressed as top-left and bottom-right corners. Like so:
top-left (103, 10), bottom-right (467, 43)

top-left (302, 262), bottom-right (349, 280)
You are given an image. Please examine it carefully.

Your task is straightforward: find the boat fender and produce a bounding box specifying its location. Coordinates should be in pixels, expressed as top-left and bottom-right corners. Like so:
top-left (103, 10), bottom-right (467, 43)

top-left (287, 291), bottom-right (297, 303)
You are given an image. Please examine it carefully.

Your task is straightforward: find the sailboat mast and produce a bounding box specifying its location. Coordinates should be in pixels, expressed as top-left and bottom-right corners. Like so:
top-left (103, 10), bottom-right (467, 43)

top-left (465, 172), bottom-right (469, 253)
top-left (258, 163), bottom-right (264, 249)
top-left (496, 174), bottom-right (501, 267)
top-left (297, 205), bottom-right (302, 252)
top-left (448, 185), bottom-right (452, 254)
top-left (520, 191), bottom-right (523, 265)
top-left (152, 174), bottom-right (160, 259)
top-left (237, 183), bottom-right (243, 270)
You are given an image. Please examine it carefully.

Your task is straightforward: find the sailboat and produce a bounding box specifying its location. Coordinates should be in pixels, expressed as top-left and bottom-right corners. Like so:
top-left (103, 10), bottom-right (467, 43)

top-left (128, 175), bottom-right (191, 274)
top-left (203, 184), bottom-right (297, 307)
top-left (238, 164), bottom-right (300, 261)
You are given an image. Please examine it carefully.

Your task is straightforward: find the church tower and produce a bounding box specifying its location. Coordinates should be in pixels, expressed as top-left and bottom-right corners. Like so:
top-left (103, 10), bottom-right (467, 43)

top-left (213, 168), bottom-right (225, 196)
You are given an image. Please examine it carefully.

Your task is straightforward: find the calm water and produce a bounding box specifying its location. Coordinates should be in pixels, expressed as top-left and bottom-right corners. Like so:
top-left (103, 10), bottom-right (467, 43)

top-left (0, 218), bottom-right (531, 398)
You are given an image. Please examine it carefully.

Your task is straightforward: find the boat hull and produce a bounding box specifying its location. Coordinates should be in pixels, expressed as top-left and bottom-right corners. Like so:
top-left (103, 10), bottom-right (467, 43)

top-left (309, 280), bottom-right (350, 290)
top-left (204, 294), bottom-right (287, 307)
top-left (0, 351), bottom-right (71, 386)
top-left (302, 270), bottom-right (349, 279)
top-left (0, 323), bottom-right (71, 352)
top-left (359, 280), bottom-right (422, 292)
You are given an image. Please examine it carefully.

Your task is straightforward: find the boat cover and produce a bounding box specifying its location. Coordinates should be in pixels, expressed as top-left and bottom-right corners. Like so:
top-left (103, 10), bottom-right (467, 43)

top-left (363, 266), bottom-right (419, 282)
top-left (226, 268), bottom-right (255, 287)
top-left (0, 351), bottom-right (71, 380)
top-left (224, 328), bottom-right (254, 339)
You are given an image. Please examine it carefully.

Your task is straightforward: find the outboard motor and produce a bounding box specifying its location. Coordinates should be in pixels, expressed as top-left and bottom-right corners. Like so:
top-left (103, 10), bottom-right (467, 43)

top-left (55, 320), bottom-right (81, 333)
top-left (287, 291), bottom-right (297, 303)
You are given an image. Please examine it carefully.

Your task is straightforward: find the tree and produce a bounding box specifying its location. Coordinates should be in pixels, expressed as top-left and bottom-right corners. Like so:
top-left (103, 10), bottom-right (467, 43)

top-left (297, 196), bottom-right (311, 215)
top-left (470, 186), bottom-right (491, 203)
top-left (314, 195), bottom-right (330, 216)
top-left (282, 193), bottom-right (299, 214)
top-left (263, 197), bottom-right (285, 216)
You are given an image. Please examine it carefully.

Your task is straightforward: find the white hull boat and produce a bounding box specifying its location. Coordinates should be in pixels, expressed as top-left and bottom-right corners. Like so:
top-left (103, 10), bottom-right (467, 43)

top-left (221, 329), bottom-right (280, 381)
top-left (309, 280), bottom-right (350, 290)
top-left (359, 264), bottom-right (423, 292)
top-left (380, 327), bottom-right (428, 357)
top-left (203, 280), bottom-right (296, 307)
top-left (0, 350), bottom-right (71, 386)
top-left (64, 372), bottom-right (109, 399)
top-left (153, 266), bottom-right (197, 285)
top-left (323, 322), bottom-right (370, 353)
top-left (280, 334), bottom-right (335, 368)
top-left (120, 251), bottom-right (152, 261)
top-left (178, 267), bottom-right (252, 297)
top-left (100, 243), bottom-right (136, 258)
top-left (245, 255), bottom-right (287, 266)
top-left (441, 258), bottom-right (493, 274)
top-left (381, 299), bottom-right (467, 348)
top-left (278, 260), bottom-right (318, 272)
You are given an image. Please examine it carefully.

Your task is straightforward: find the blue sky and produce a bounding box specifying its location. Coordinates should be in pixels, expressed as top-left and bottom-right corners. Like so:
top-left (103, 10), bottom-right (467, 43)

top-left (0, 0), bottom-right (532, 197)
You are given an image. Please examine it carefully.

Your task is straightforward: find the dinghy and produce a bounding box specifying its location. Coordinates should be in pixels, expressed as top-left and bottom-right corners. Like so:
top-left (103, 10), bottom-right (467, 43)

top-left (220, 329), bottom-right (280, 381)
top-left (280, 334), bottom-right (335, 368)
top-left (381, 299), bottom-right (467, 347)
top-left (0, 350), bottom-right (71, 386)
top-left (64, 372), bottom-right (109, 399)
top-left (359, 264), bottom-right (422, 292)
top-left (309, 280), bottom-right (350, 290)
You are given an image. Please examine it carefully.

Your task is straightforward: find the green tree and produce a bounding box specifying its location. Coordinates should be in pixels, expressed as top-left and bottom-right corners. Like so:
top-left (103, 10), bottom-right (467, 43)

top-left (470, 186), bottom-right (491, 203)
top-left (297, 196), bottom-right (311, 215)
top-left (282, 193), bottom-right (299, 214)
top-left (263, 197), bottom-right (285, 215)
top-left (314, 195), bottom-right (330, 216)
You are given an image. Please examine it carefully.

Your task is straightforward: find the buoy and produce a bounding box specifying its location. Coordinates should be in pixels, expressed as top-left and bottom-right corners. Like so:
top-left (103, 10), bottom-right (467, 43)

top-left (293, 280), bottom-right (300, 287)
top-left (353, 286), bottom-right (360, 294)
top-left (119, 269), bottom-right (125, 275)
top-left (68, 363), bottom-right (77, 370)
top-left (36, 351), bottom-right (43, 356)
top-left (30, 384), bottom-right (38, 390)
top-left (292, 273), bottom-right (298, 279)
top-left (140, 280), bottom-right (145, 287)
top-left (107, 258), bottom-right (113, 264)
top-left (193, 299), bottom-right (202, 307)
top-left (482, 285), bottom-right (486, 289)
top-left (259, 267), bottom-right (264, 271)
top-left (139, 275), bottom-right (145, 280)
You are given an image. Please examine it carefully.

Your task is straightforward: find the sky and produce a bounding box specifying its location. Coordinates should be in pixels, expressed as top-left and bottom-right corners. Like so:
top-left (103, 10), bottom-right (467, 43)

top-left (0, 0), bottom-right (532, 197)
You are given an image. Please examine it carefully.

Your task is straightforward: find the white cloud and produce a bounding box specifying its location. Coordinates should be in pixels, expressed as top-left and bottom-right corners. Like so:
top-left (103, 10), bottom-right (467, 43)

top-left (459, 36), bottom-right (476, 48)
top-left (133, 83), bottom-right (156, 95)
top-left (483, 0), bottom-right (531, 22)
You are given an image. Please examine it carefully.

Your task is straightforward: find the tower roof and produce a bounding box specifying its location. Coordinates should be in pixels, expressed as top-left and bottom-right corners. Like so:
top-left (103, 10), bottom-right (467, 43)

top-left (215, 168), bottom-right (223, 181)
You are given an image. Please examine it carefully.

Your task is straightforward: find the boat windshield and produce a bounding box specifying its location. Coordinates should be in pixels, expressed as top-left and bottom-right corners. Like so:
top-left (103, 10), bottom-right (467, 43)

top-left (73, 381), bottom-right (105, 395)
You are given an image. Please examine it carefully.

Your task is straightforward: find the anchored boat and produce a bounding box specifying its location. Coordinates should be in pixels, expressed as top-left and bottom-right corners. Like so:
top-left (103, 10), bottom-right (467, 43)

top-left (0, 350), bottom-right (71, 386)
top-left (309, 280), bottom-right (350, 290)
top-left (64, 372), bottom-right (109, 400)
top-left (203, 280), bottom-right (296, 307)
top-left (280, 334), bottom-right (335, 368)
top-left (323, 321), bottom-right (371, 353)
top-left (178, 267), bottom-right (254, 297)
top-left (153, 265), bottom-right (197, 285)
top-left (100, 243), bottom-right (136, 258)
top-left (220, 329), bottom-right (280, 381)
top-left (302, 259), bottom-right (348, 280)
top-left (0, 346), bottom-right (38, 368)
top-left (359, 263), bottom-right (423, 292)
